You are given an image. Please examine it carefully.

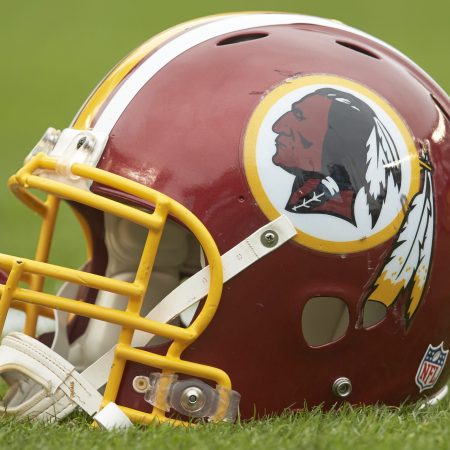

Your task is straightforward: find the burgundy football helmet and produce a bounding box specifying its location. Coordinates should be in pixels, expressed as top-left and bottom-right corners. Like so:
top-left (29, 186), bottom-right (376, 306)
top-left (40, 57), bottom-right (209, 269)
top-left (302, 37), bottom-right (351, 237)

top-left (0, 12), bottom-right (449, 426)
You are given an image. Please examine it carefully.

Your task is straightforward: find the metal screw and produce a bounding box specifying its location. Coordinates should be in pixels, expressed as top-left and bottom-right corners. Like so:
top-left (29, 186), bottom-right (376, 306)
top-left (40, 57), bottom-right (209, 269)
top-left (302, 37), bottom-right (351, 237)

top-left (75, 135), bottom-right (95, 152)
top-left (76, 137), bottom-right (87, 149)
top-left (180, 386), bottom-right (206, 413)
top-left (332, 377), bottom-right (352, 398)
top-left (132, 376), bottom-right (150, 394)
top-left (261, 230), bottom-right (279, 248)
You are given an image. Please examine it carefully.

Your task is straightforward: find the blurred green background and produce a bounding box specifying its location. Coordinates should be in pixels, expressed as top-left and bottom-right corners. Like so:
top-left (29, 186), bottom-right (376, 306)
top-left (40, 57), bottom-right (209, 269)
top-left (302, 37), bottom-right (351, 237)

top-left (0, 0), bottom-right (448, 267)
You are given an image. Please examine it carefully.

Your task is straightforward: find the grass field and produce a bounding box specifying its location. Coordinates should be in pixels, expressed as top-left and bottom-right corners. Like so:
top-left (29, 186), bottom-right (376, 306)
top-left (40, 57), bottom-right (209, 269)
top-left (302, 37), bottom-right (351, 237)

top-left (2, 403), bottom-right (450, 450)
top-left (0, 0), bottom-right (449, 448)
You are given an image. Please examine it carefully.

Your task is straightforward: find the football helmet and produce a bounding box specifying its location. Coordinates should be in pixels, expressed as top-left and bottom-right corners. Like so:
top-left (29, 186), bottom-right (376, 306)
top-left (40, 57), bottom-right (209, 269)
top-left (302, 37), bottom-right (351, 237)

top-left (0, 12), bottom-right (449, 427)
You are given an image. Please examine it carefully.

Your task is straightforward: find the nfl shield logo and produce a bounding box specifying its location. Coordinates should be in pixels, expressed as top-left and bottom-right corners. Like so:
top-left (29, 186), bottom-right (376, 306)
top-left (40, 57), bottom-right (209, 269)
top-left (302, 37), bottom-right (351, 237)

top-left (415, 342), bottom-right (449, 392)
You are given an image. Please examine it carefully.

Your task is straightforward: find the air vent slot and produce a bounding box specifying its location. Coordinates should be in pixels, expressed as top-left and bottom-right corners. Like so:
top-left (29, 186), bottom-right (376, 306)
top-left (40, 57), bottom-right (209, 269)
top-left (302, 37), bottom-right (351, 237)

top-left (336, 40), bottom-right (380, 59)
top-left (217, 32), bottom-right (268, 46)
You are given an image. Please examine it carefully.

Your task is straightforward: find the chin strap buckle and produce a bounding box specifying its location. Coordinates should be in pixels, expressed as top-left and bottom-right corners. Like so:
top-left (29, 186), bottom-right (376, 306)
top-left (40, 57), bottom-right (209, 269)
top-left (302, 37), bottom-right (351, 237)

top-left (140, 372), bottom-right (240, 422)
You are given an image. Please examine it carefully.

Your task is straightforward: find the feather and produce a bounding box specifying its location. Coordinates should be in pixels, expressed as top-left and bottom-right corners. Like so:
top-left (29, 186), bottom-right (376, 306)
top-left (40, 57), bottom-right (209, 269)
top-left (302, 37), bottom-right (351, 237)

top-left (375, 118), bottom-right (402, 188)
top-left (367, 164), bottom-right (434, 322)
top-left (364, 118), bottom-right (402, 227)
top-left (365, 126), bottom-right (385, 201)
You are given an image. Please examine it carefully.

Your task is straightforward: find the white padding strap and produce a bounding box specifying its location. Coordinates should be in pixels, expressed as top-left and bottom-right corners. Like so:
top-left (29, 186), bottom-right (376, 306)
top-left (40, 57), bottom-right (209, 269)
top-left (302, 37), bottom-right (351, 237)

top-left (82, 215), bottom-right (296, 386)
top-left (139, 215), bottom-right (295, 344)
top-left (0, 332), bottom-right (129, 428)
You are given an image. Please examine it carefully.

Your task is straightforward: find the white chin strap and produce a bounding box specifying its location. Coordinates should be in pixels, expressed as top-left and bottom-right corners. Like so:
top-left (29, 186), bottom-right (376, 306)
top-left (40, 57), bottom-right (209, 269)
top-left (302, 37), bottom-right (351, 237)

top-left (0, 216), bottom-right (296, 428)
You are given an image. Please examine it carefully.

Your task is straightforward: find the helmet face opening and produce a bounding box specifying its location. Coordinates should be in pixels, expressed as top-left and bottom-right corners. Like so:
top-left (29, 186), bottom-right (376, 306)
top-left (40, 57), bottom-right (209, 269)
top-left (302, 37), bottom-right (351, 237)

top-left (0, 11), bottom-right (449, 425)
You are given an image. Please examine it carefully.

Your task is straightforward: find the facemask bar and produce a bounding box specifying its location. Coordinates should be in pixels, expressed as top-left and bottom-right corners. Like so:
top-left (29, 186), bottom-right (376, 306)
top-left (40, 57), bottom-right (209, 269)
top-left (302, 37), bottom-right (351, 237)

top-left (0, 151), bottom-right (231, 425)
top-left (5, 194), bottom-right (61, 336)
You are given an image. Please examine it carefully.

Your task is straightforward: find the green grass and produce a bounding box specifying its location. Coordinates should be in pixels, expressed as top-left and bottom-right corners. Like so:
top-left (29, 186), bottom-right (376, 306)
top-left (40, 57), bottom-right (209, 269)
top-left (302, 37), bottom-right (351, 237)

top-left (1, 402), bottom-right (450, 450)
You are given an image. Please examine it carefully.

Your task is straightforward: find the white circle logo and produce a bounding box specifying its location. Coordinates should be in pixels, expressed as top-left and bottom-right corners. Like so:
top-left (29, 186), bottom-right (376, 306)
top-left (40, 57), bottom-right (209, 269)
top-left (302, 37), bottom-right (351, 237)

top-left (244, 75), bottom-right (420, 253)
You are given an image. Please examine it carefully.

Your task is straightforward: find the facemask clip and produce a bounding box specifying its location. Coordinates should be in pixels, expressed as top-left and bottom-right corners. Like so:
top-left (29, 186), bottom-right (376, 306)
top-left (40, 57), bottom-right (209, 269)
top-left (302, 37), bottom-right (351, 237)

top-left (139, 372), bottom-right (240, 422)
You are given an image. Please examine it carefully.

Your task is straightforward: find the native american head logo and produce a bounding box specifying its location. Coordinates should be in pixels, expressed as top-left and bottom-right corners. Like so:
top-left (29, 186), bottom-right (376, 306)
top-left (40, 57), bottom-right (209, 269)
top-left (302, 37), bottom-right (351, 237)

top-left (244, 75), bottom-right (435, 325)
top-left (271, 87), bottom-right (401, 228)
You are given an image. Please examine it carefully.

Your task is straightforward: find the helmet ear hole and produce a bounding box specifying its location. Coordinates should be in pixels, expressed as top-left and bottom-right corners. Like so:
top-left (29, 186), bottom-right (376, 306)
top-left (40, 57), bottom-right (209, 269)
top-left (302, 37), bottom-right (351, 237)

top-left (362, 301), bottom-right (387, 329)
top-left (302, 297), bottom-right (349, 347)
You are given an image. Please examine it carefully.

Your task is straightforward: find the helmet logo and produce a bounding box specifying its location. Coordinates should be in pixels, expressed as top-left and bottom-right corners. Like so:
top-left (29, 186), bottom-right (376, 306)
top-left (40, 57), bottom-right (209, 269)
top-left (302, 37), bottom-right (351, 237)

top-left (271, 87), bottom-right (401, 229)
top-left (244, 75), bottom-right (421, 254)
top-left (415, 343), bottom-right (448, 392)
top-left (245, 75), bottom-right (435, 323)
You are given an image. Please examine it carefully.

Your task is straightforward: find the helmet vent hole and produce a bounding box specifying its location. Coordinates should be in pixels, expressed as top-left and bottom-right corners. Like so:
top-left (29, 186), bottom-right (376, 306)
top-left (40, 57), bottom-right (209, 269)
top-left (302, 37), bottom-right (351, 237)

top-left (217, 32), bottom-right (269, 46)
top-left (302, 297), bottom-right (349, 347)
top-left (362, 301), bottom-right (387, 329)
top-left (336, 41), bottom-right (380, 59)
